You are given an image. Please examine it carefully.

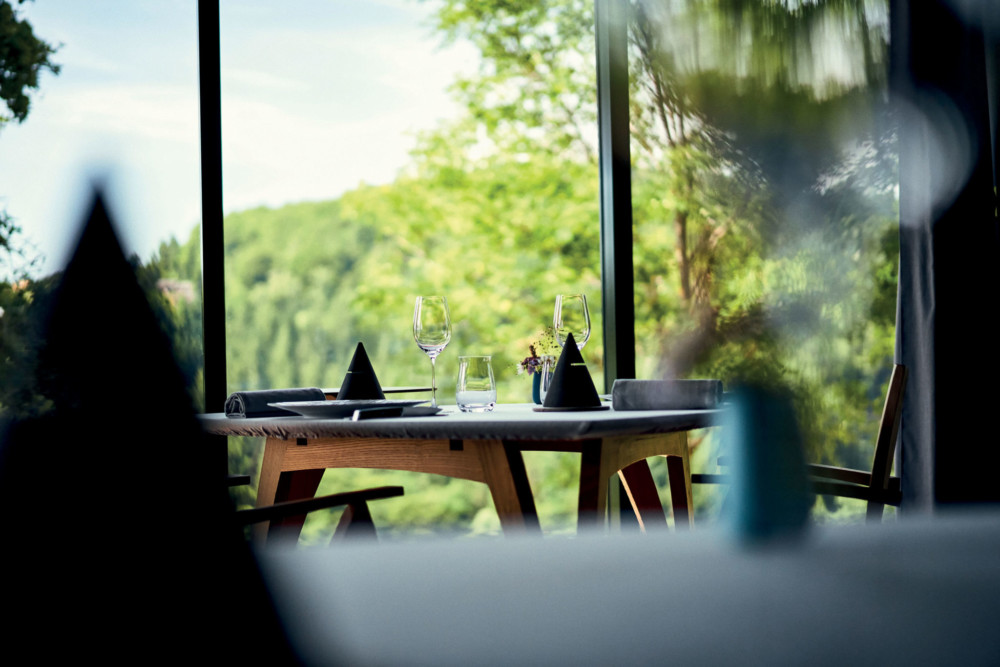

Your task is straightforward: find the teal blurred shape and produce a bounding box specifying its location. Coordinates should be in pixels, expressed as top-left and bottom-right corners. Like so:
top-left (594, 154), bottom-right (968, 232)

top-left (722, 385), bottom-right (812, 543)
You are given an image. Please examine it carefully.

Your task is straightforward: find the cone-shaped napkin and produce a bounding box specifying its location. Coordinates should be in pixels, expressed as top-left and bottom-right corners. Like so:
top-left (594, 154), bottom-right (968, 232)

top-left (336, 342), bottom-right (386, 400)
top-left (541, 333), bottom-right (602, 409)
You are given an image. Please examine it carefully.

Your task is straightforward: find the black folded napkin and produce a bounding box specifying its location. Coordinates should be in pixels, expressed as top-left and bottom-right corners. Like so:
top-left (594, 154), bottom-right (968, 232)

top-left (224, 387), bottom-right (326, 418)
top-left (541, 333), bottom-right (602, 409)
top-left (337, 342), bottom-right (386, 400)
top-left (611, 379), bottom-right (723, 410)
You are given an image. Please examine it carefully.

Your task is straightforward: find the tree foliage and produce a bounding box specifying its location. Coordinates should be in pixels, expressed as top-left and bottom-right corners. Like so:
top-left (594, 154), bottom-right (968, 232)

top-left (1, 0), bottom-right (59, 419)
top-left (220, 148), bottom-right (602, 403)
top-left (624, 0), bottom-right (897, 476)
top-left (0, 0), bottom-right (59, 128)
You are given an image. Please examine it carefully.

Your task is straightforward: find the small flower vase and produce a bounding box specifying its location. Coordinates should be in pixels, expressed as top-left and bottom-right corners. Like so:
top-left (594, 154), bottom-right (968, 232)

top-left (532, 372), bottom-right (542, 404)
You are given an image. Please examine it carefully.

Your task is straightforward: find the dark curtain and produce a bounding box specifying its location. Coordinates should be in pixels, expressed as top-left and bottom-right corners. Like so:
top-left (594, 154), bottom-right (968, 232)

top-left (896, 0), bottom-right (1000, 508)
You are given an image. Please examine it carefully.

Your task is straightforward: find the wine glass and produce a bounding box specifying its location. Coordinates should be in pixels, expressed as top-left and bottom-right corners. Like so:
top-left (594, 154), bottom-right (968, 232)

top-left (554, 293), bottom-right (591, 349)
top-left (413, 295), bottom-right (452, 408)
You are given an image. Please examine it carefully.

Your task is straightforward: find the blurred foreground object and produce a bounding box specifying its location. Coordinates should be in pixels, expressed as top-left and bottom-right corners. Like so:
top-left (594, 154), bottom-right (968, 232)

top-left (259, 510), bottom-right (1000, 666)
top-left (0, 192), bottom-right (296, 662)
top-left (720, 385), bottom-right (812, 542)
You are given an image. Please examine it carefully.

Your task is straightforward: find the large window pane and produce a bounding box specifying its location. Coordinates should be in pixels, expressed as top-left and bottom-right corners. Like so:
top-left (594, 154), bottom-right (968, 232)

top-left (0, 1), bottom-right (202, 413)
top-left (628, 0), bottom-right (897, 521)
top-left (219, 1), bottom-right (601, 538)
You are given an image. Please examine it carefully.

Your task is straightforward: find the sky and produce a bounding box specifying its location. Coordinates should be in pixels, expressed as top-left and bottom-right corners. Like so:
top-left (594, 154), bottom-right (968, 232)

top-left (0, 0), bottom-right (476, 277)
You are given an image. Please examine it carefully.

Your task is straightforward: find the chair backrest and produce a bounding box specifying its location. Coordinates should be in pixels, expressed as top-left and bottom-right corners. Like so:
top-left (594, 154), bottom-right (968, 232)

top-left (866, 363), bottom-right (907, 520)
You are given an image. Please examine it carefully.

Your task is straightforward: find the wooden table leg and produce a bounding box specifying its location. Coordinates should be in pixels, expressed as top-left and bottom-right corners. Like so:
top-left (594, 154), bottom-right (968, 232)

top-left (253, 438), bottom-right (283, 542)
top-left (254, 437), bottom-right (324, 543)
top-left (256, 437), bottom-right (286, 508)
top-left (267, 468), bottom-right (325, 541)
top-left (577, 439), bottom-right (614, 530)
top-left (475, 440), bottom-right (540, 535)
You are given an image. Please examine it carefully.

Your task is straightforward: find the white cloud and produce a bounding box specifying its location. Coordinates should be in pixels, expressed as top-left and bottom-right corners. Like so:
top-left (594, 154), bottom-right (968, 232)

top-left (46, 83), bottom-right (200, 144)
top-left (2, 0), bottom-right (479, 276)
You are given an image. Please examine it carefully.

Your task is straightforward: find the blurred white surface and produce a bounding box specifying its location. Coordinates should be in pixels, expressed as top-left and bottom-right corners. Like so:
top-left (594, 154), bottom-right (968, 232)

top-left (258, 509), bottom-right (1000, 666)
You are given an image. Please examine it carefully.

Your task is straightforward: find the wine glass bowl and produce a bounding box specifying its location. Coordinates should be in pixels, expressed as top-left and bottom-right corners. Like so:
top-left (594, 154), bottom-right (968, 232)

top-left (554, 294), bottom-right (591, 350)
top-left (413, 296), bottom-right (452, 407)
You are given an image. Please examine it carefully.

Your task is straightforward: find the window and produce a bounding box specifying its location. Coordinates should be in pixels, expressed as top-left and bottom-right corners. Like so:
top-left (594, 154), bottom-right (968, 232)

top-left (216, 0), bottom-right (602, 538)
top-left (219, 0), bottom-right (602, 402)
top-left (202, 0), bottom-right (899, 532)
top-left (0, 1), bottom-right (203, 411)
top-left (627, 0), bottom-right (898, 519)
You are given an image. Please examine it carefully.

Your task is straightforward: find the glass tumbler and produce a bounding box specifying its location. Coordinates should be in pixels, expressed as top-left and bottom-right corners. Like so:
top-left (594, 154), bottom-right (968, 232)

top-left (539, 356), bottom-right (556, 403)
top-left (456, 355), bottom-right (496, 412)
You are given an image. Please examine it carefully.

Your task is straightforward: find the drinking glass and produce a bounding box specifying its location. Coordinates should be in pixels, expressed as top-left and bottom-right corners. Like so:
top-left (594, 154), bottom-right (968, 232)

top-left (456, 355), bottom-right (496, 412)
top-left (554, 293), bottom-right (591, 349)
top-left (539, 356), bottom-right (556, 403)
top-left (413, 295), bottom-right (451, 408)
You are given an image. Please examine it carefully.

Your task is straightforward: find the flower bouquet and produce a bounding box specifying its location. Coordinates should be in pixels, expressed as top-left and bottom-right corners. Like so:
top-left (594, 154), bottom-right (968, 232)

top-left (519, 328), bottom-right (560, 403)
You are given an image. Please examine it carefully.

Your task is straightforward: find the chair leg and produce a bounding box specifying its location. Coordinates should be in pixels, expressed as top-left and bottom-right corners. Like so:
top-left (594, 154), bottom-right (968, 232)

top-left (333, 502), bottom-right (378, 541)
top-left (619, 462), bottom-right (668, 531)
top-left (865, 499), bottom-right (885, 523)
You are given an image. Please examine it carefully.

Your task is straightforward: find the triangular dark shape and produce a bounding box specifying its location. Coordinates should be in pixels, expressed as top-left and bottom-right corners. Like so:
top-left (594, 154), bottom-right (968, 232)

top-left (35, 193), bottom-right (191, 414)
top-left (0, 191), bottom-right (297, 661)
top-left (337, 341), bottom-right (385, 400)
top-left (542, 332), bottom-right (601, 408)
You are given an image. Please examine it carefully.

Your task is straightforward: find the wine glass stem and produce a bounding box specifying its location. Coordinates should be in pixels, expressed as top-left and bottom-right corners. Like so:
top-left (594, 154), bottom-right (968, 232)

top-left (429, 356), bottom-right (438, 408)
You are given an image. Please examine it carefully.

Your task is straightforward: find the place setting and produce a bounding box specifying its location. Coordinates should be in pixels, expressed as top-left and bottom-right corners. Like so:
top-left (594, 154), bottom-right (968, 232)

top-left (223, 292), bottom-right (479, 421)
top-left (223, 293), bottom-right (462, 422)
top-left (412, 290), bottom-right (608, 414)
top-left (222, 290), bottom-right (613, 420)
top-left (222, 289), bottom-right (725, 422)
top-left (529, 293), bottom-right (607, 412)
top-left (225, 340), bottom-right (441, 422)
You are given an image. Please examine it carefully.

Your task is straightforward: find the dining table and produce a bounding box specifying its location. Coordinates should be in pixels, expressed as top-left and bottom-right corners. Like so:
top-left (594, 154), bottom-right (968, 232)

top-left (200, 403), bottom-right (721, 539)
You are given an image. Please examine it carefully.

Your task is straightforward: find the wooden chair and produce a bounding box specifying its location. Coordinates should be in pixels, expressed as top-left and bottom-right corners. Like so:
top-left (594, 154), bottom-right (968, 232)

top-left (693, 364), bottom-right (907, 522)
top-left (228, 475), bottom-right (403, 542)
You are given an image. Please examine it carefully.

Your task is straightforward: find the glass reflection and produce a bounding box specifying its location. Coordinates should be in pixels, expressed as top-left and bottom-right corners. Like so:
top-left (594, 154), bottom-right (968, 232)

top-left (629, 0), bottom-right (897, 520)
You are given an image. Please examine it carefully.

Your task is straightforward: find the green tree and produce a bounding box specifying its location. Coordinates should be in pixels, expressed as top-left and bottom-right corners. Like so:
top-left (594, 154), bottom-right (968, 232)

top-left (434, 0), bottom-right (597, 163)
top-left (1, 0), bottom-right (59, 254)
top-left (1, 0), bottom-right (59, 419)
top-left (0, 0), bottom-right (59, 127)
top-left (627, 0), bottom-right (897, 468)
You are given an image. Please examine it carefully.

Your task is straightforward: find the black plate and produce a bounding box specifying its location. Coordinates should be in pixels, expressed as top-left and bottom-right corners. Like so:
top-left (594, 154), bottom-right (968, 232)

top-left (269, 399), bottom-right (428, 419)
